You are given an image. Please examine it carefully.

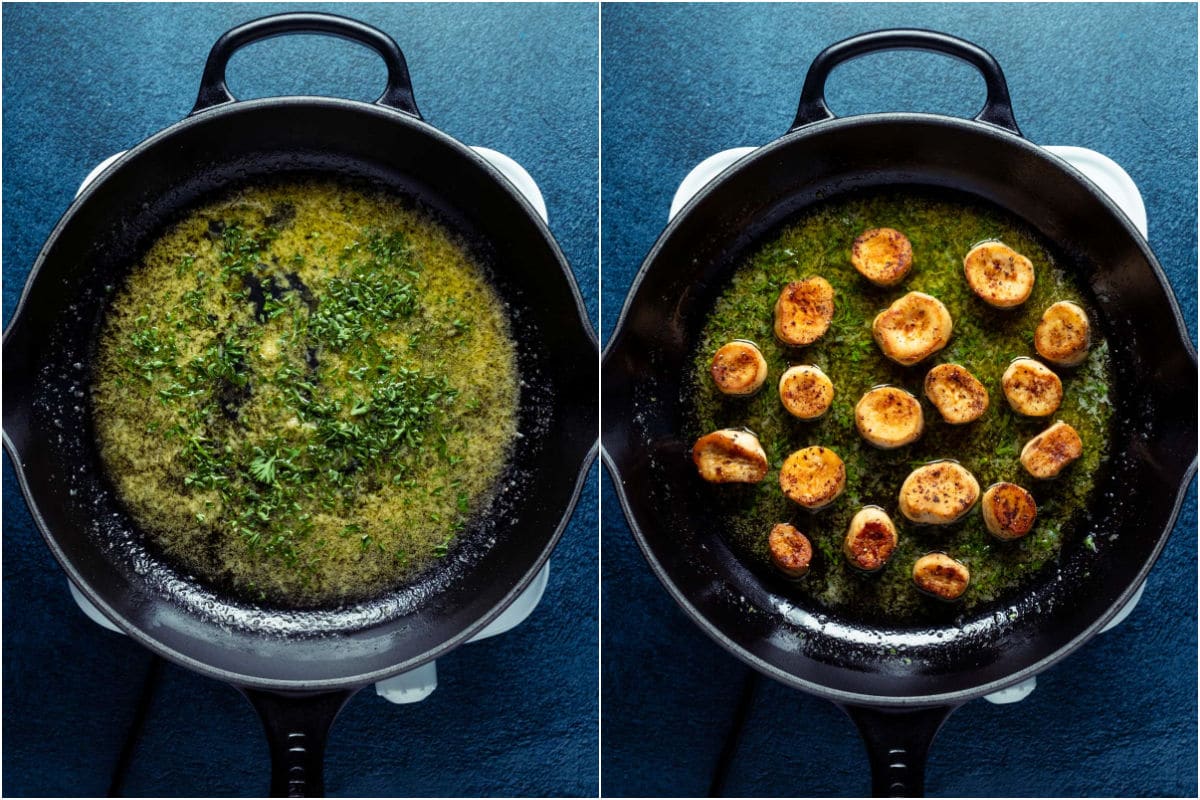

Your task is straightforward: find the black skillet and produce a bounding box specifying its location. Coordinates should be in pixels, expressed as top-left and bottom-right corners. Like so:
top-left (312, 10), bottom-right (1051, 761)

top-left (602, 29), bottom-right (1196, 796)
top-left (2, 13), bottom-right (597, 797)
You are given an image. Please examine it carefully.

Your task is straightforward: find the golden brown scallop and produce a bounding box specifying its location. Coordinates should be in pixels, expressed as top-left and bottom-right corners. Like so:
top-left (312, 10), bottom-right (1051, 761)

top-left (1035, 301), bottom-right (1091, 367)
top-left (768, 523), bottom-right (813, 578)
top-left (855, 386), bottom-right (924, 449)
top-left (924, 363), bottom-right (989, 424)
top-left (872, 291), bottom-right (953, 366)
top-left (1002, 357), bottom-right (1063, 417)
top-left (898, 461), bottom-right (980, 524)
top-left (963, 241), bottom-right (1035, 308)
top-left (981, 482), bottom-right (1038, 540)
top-left (851, 227), bottom-right (913, 287)
top-left (779, 446), bottom-right (846, 509)
top-left (843, 506), bottom-right (899, 572)
top-left (778, 365), bottom-right (835, 420)
top-left (710, 340), bottom-right (769, 396)
top-left (692, 429), bottom-right (769, 484)
top-left (912, 553), bottom-right (970, 601)
top-left (774, 277), bottom-right (835, 347)
top-left (1020, 421), bottom-right (1083, 479)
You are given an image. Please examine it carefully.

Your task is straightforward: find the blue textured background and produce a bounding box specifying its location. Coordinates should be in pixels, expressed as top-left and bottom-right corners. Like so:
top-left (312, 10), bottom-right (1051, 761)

top-left (601, 3), bottom-right (1197, 797)
top-left (3, 3), bottom-right (597, 796)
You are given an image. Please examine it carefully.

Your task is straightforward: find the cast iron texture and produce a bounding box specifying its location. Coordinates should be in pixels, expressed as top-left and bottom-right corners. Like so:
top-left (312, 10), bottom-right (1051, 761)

top-left (3, 12), bottom-right (597, 796)
top-left (602, 29), bottom-right (1195, 796)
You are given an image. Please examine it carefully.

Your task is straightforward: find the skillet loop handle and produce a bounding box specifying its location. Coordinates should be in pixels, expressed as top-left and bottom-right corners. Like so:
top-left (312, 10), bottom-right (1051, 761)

top-left (240, 686), bottom-right (358, 797)
top-left (790, 28), bottom-right (1021, 136)
top-left (191, 12), bottom-right (422, 119)
top-left (837, 702), bottom-right (959, 797)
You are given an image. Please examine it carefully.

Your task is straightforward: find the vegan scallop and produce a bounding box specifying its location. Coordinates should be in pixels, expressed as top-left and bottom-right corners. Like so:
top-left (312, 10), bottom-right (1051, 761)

top-left (768, 523), bottom-right (814, 578)
top-left (1002, 357), bottom-right (1063, 417)
top-left (774, 277), bottom-right (835, 346)
top-left (1035, 301), bottom-right (1091, 366)
top-left (778, 364), bottom-right (834, 419)
top-left (779, 446), bottom-right (846, 509)
top-left (963, 241), bottom-right (1035, 308)
top-left (843, 506), bottom-right (899, 572)
top-left (851, 227), bottom-right (913, 287)
top-left (912, 553), bottom-right (970, 601)
top-left (981, 482), bottom-right (1038, 540)
top-left (898, 461), bottom-right (980, 524)
top-left (924, 363), bottom-right (989, 424)
top-left (855, 386), bottom-right (924, 448)
top-left (1020, 421), bottom-right (1083, 479)
top-left (710, 340), bottom-right (769, 396)
top-left (692, 429), bottom-right (769, 484)
top-left (872, 291), bottom-right (953, 366)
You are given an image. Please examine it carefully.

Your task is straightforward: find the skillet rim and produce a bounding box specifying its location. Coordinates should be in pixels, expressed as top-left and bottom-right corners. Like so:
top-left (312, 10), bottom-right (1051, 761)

top-left (600, 110), bottom-right (1198, 706)
top-left (3, 92), bottom-right (600, 691)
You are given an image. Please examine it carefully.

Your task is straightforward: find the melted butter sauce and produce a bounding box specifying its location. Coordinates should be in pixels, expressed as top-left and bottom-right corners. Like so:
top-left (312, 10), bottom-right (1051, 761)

top-left (93, 180), bottom-right (519, 607)
top-left (690, 190), bottom-right (1112, 622)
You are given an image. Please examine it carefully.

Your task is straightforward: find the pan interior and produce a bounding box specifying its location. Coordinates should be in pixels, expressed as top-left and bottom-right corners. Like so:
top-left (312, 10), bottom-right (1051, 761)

top-left (4, 100), bottom-right (596, 686)
top-left (604, 116), bottom-right (1196, 700)
top-left (686, 187), bottom-right (1114, 625)
top-left (91, 178), bottom-right (523, 608)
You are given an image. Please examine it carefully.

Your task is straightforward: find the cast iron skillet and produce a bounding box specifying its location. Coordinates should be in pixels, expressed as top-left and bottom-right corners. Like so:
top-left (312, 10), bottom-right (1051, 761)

top-left (602, 29), bottom-right (1196, 796)
top-left (3, 13), bottom-right (596, 797)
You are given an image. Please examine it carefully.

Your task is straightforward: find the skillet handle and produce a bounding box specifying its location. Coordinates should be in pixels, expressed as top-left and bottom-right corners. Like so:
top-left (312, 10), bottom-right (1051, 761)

top-left (191, 12), bottom-right (422, 119)
top-left (837, 702), bottom-right (960, 797)
top-left (790, 28), bottom-right (1020, 135)
top-left (240, 686), bottom-right (359, 797)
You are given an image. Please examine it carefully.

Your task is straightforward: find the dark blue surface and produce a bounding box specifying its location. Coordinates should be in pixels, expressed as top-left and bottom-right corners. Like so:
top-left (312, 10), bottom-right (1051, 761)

top-left (601, 4), bottom-right (1197, 797)
top-left (3, 3), bottom-right (597, 796)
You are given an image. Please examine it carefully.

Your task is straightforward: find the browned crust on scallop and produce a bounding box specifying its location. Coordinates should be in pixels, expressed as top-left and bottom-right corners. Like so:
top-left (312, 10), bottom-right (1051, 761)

top-left (924, 363), bottom-right (989, 424)
top-left (1002, 358), bottom-right (1063, 417)
top-left (1035, 301), bottom-right (1090, 366)
top-left (872, 292), bottom-right (953, 366)
top-left (774, 277), bottom-right (835, 346)
top-left (1020, 421), bottom-right (1083, 479)
top-left (769, 523), bottom-right (813, 578)
top-left (851, 228), bottom-right (913, 287)
top-left (912, 553), bottom-right (970, 600)
top-left (855, 386), bottom-right (924, 448)
top-left (898, 461), bottom-right (980, 524)
top-left (710, 341), bottom-right (768, 395)
top-left (692, 430), bottom-right (769, 483)
top-left (778, 365), bottom-right (834, 420)
top-left (843, 508), bottom-right (898, 572)
top-left (779, 445), bottom-right (846, 508)
top-left (963, 241), bottom-right (1035, 308)
top-left (982, 482), bottom-right (1038, 540)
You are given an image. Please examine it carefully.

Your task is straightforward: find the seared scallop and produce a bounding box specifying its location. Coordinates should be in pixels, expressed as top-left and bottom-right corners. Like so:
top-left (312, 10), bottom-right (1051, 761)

top-left (851, 227), bottom-right (913, 287)
top-left (779, 365), bottom-right (834, 420)
top-left (912, 553), bottom-right (970, 601)
top-left (843, 506), bottom-right (899, 572)
top-left (963, 241), bottom-right (1035, 308)
top-left (779, 446), bottom-right (846, 509)
top-left (1002, 357), bottom-right (1063, 417)
top-left (872, 291), bottom-right (953, 366)
top-left (1020, 421), bottom-right (1083, 479)
top-left (898, 461), bottom-right (980, 524)
top-left (855, 386), bottom-right (924, 449)
top-left (769, 523), bottom-right (813, 578)
top-left (692, 429), bottom-right (769, 484)
top-left (710, 340), bottom-right (769, 396)
top-left (981, 482), bottom-right (1038, 540)
top-left (924, 363), bottom-right (989, 424)
top-left (1035, 301), bottom-right (1091, 367)
top-left (774, 277), bottom-right (835, 346)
